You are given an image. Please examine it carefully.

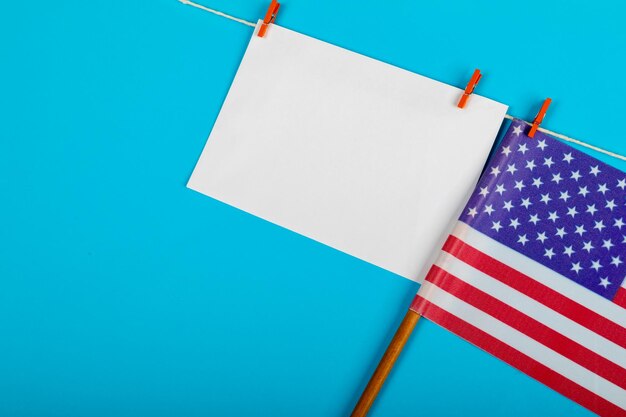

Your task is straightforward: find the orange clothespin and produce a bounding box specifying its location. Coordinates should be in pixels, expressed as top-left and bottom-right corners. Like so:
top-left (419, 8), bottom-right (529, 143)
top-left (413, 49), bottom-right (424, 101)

top-left (528, 98), bottom-right (552, 138)
top-left (457, 69), bottom-right (482, 109)
top-left (258, 0), bottom-right (280, 38)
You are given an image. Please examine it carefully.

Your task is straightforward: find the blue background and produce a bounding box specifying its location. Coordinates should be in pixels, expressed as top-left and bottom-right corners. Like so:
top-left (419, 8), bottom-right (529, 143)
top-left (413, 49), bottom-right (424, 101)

top-left (1, 1), bottom-right (625, 416)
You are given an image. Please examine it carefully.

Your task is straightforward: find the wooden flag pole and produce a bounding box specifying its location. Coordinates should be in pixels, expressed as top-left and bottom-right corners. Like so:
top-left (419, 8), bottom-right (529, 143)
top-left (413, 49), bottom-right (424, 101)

top-left (350, 309), bottom-right (421, 417)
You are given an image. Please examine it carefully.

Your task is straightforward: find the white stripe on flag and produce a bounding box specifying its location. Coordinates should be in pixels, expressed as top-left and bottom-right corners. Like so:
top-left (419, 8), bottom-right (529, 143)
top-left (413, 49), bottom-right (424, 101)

top-left (433, 252), bottom-right (626, 369)
top-left (419, 281), bottom-right (626, 410)
top-left (452, 222), bottom-right (626, 325)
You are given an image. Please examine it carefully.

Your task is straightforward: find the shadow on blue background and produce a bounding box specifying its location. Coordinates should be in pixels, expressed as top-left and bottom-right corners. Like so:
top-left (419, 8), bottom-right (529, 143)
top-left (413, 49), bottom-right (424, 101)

top-left (1, 1), bottom-right (625, 416)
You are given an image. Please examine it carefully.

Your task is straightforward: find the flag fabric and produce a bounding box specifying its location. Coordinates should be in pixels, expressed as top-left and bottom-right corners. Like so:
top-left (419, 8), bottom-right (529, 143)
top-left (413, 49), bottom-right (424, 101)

top-left (412, 120), bottom-right (626, 416)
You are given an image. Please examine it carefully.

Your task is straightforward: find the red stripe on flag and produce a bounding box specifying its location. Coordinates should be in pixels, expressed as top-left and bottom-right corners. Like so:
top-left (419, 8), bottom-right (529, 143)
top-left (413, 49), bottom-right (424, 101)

top-left (411, 296), bottom-right (626, 417)
top-left (423, 265), bottom-right (626, 390)
top-left (441, 235), bottom-right (626, 349)
top-left (614, 287), bottom-right (626, 309)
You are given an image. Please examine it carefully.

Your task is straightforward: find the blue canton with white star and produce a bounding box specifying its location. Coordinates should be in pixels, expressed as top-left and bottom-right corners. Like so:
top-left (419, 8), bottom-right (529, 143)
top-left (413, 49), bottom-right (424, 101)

top-left (460, 120), bottom-right (626, 300)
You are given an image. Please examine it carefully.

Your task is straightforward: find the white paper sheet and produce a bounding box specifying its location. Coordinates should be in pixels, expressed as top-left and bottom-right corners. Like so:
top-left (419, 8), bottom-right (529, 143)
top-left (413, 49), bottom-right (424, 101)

top-left (188, 22), bottom-right (508, 282)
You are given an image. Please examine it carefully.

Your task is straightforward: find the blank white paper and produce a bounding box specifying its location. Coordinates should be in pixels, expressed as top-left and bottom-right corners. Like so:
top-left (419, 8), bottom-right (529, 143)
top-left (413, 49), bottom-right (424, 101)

top-left (188, 22), bottom-right (508, 282)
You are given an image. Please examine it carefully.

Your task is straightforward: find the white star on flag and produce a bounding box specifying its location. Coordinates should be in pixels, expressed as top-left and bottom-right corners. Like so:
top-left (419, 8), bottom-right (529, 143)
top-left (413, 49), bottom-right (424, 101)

top-left (590, 165), bottom-right (601, 176)
top-left (582, 241), bottom-right (594, 252)
top-left (517, 234), bottom-right (529, 245)
top-left (579, 186), bottom-right (590, 197)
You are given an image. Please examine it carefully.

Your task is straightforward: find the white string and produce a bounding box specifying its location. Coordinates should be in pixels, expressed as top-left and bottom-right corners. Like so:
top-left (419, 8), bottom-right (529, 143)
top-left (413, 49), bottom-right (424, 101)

top-left (180, 0), bottom-right (626, 163)
top-left (179, 0), bottom-right (256, 27)
top-left (503, 115), bottom-right (626, 162)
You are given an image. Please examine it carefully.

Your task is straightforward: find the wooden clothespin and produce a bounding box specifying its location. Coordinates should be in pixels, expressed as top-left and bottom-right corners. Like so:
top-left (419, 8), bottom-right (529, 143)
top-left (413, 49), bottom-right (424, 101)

top-left (258, 0), bottom-right (280, 38)
top-left (528, 98), bottom-right (552, 138)
top-left (457, 69), bottom-right (482, 109)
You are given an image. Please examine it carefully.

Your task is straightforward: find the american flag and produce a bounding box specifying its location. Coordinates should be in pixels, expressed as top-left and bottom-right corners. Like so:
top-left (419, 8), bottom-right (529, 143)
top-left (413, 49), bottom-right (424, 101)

top-left (412, 120), bottom-right (626, 416)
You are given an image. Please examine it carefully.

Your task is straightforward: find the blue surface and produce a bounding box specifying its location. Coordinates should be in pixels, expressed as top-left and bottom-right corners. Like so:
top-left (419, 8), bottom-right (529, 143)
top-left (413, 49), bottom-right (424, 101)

top-left (1, 1), bottom-right (625, 416)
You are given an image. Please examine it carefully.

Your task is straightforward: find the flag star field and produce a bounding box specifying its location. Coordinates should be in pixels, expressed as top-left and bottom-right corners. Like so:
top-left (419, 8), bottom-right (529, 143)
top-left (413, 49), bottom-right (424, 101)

top-left (459, 120), bottom-right (626, 299)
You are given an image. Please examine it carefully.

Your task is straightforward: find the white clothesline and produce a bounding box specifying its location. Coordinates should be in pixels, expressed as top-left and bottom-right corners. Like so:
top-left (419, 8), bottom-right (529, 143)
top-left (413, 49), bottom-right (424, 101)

top-left (179, 0), bottom-right (256, 26)
top-left (179, 0), bottom-right (626, 162)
